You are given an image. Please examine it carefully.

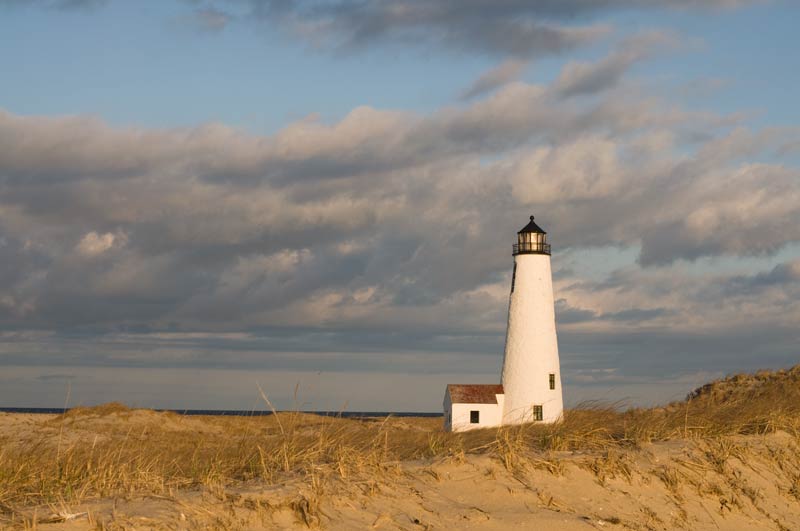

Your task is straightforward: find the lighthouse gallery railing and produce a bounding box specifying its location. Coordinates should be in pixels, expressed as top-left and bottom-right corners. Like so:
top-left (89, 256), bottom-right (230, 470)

top-left (513, 242), bottom-right (551, 255)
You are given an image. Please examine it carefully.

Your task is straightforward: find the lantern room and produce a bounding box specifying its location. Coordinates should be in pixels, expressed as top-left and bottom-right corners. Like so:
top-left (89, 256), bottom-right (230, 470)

top-left (513, 215), bottom-right (550, 255)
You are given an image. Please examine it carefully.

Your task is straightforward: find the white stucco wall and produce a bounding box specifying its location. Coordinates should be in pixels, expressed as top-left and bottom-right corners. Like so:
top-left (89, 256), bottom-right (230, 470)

top-left (443, 393), bottom-right (504, 432)
top-left (501, 253), bottom-right (563, 424)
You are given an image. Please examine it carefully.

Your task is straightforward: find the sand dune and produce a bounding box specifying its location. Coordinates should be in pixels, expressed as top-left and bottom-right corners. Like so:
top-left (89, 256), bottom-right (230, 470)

top-left (12, 433), bottom-right (800, 530)
top-left (2, 367), bottom-right (800, 529)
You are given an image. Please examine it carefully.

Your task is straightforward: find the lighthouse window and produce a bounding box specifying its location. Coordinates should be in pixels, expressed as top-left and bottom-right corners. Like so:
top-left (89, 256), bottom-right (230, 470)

top-left (510, 264), bottom-right (517, 293)
top-left (549, 373), bottom-right (556, 390)
top-left (533, 405), bottom-right (543, 421)
top-left (470, 410), bottom-right (480, 424)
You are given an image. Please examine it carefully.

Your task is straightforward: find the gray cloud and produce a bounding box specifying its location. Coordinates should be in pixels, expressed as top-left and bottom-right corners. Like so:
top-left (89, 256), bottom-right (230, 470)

top-left (247, 0), bottom-right (609, 57)
top-left (1, 67), bottom-right (799, 341)
top-left (34, 372), bottom-right (77, 382)
top-left (196, 0), bottom-right (758, 58)
top-left (1, 109), bottom-right (798, 338)
top-left (0, 0), bottom-right (106, 9)
top-left (0, 0), bottom-right (756, 61)
top-left (551, 258), bottom-right (800, 402)
top-left (177, 7), bottom-right (231, 32)
top-left (554, 31), bottom-right (677, 98)
top-left (742, 260), bottom-right (800, 286)
top-left (459, 59), bottom-right (529, 101)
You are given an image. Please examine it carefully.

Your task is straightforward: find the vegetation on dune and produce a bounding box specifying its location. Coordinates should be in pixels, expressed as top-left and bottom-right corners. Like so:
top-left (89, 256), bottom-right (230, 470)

top-left (57, 401), bottom-right (132, 419)
top-left (1, 365), bottom-right (800, 522)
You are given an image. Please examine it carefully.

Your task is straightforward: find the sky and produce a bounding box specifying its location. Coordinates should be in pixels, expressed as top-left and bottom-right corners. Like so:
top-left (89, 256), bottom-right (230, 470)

top-left (0, 0), bottom-right (798, 412)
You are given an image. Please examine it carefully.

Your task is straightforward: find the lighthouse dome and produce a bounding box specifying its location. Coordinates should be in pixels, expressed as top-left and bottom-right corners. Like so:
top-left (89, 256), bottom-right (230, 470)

top-left (518, 215), bottom-right (546, 234)
top-left (514, 215), bottom-right (550, 255)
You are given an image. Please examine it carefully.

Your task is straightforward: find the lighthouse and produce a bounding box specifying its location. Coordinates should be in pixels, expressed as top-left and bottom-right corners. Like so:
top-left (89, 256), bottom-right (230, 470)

top-left (443, 215), bottom-right (563, 431)
top-left (500, 216), bottom-right (563, 425)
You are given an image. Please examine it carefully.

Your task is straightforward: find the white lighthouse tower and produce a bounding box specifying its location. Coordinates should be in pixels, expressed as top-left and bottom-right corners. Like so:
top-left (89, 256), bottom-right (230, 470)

top-left (501, 216), bottom-right (563, 424)
top-left (443, 216), bottom-right (562, 431)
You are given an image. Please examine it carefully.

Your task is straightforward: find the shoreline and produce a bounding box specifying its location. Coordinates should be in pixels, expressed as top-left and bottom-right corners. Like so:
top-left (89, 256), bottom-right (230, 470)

top-left (0, 406), bottom-right (443, 418)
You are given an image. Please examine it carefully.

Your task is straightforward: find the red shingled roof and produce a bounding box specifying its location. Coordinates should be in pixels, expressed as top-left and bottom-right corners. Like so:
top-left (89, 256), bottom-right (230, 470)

top-left (446, 384), bottom-right (504, 404)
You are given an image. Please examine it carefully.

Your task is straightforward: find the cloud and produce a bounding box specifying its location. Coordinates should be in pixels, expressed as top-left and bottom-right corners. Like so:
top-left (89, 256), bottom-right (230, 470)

top-left (717, 259), bottom-right (800, 297)
top-left (51, 0), bottom-right (105, 8)
top-left (459, 59), bottom-right (528, 101)
top-left (554, 31), bottom-right (678, 98)
top-left (206, 0), bottom-right (757, 58)
top-left (250, 0), bottom-right (610, 58)
top-left (0, 97), bottom-right (797, 337)
top-left (176, 7), bottom-right (231, 33)
top-left (636, 161), bottom-right (800, 265)
top-left (75, 231), bottom-right (125, 257)
top-left (0, 0), bottom-right (107, 9)
top-left (0, 0), bottom-right (758, 61)
top-left (34, 372), bottom-right (77, 382)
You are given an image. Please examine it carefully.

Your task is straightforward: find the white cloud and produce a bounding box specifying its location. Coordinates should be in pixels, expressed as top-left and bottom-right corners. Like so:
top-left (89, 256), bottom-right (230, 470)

top-left (75, 231), bottom-right (124, 257)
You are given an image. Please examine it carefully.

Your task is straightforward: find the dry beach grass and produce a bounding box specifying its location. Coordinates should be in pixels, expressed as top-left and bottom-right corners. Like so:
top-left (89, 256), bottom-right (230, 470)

top-left (1, 366), bottom-right (800, 529)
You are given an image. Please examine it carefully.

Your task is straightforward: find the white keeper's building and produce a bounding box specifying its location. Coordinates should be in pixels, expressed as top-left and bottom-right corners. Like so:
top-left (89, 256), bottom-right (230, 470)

top-left (443, 216), bottom-right (564, 432)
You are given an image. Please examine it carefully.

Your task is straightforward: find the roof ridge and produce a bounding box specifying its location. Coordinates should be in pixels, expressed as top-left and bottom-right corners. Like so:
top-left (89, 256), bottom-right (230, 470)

top-left (446, 383), bottom-right (504, 404)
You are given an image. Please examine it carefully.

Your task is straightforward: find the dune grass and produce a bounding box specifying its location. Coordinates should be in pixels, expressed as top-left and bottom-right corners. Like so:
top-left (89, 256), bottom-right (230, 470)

top-left (1, 365), bottom-right (799, 516)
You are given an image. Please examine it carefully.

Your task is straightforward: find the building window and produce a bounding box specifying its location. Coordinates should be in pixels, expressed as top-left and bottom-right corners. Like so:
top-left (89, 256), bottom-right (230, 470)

top-left (510, 264), bottom-right (517, 293)
top-left (470, 410), bottom-right (480, 424)
top-left (533, 405), bottom-right (543, 421)
top-left (549, 373), bottom-right (556, 390)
